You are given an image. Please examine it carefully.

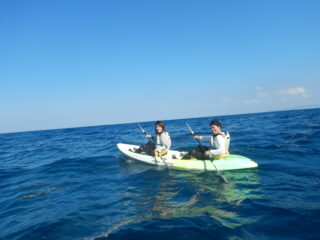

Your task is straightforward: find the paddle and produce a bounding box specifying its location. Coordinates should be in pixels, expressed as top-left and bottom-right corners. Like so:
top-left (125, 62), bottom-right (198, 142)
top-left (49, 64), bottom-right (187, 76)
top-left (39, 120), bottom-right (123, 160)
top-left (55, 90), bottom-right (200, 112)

top-left (186, 123), bottom-right (228, 182)
top-left (138, 123), bottom-right (169, 169)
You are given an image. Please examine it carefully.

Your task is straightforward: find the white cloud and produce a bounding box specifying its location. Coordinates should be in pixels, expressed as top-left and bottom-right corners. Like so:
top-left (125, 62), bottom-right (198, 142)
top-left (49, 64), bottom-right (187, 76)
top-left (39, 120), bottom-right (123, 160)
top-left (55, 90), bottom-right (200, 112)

top-left (278, 87), bottom-right (308, 96)
top-left (256, 86), bottom-right (263, 91)
top-left (257, 92), bottom-right (268, 97)
top-left (244, 99), bottom-right (260, 104)
top-left (221, 98), bottom-right (232, 103)
top-left (278, 87), bottom-right (311, 99)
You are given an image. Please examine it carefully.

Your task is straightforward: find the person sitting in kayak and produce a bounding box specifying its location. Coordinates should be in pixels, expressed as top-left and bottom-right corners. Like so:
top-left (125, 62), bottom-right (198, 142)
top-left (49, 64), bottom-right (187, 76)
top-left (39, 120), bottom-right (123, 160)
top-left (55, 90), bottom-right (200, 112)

top-left (135, 120), bottom-right (172, 157)
top-left (185, 120), bottom-right (230, 160)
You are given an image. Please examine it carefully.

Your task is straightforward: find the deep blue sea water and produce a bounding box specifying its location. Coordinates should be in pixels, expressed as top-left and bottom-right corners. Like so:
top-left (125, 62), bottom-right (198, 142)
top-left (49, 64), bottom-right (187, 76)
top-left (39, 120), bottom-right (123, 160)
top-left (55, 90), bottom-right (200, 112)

top-left (1, 108), bottom-right (320, 240)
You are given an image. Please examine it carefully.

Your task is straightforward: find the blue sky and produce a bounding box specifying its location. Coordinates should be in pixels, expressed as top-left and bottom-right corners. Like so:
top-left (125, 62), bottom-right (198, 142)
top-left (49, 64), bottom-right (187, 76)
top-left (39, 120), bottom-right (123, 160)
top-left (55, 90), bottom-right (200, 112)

top-left (1, 0), bottom-right (320, 133)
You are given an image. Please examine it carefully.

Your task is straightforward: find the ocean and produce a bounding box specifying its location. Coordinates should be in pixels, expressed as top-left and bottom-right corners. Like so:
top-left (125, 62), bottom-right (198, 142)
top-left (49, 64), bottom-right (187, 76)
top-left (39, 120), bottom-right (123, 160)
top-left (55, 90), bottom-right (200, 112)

top-left (0, 108), bottom-right (319, 240)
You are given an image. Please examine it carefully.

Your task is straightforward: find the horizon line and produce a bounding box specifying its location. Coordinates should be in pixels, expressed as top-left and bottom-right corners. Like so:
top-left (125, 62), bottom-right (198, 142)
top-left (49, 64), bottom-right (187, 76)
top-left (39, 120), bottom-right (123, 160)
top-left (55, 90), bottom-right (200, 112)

top-left (1, 106), bottom-right (319, 135)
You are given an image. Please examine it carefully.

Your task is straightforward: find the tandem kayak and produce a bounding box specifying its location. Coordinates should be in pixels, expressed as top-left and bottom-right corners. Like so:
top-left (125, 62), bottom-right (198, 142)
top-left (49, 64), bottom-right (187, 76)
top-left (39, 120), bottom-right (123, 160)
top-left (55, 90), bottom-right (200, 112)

top-left (117, 143), bottom-right (258, 171)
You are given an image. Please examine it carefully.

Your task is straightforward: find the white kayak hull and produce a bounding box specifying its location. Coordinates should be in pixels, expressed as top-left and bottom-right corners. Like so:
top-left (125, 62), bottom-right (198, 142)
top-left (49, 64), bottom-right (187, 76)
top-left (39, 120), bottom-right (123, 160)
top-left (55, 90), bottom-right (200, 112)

top-left (117, 143), bottom-right (258, 171)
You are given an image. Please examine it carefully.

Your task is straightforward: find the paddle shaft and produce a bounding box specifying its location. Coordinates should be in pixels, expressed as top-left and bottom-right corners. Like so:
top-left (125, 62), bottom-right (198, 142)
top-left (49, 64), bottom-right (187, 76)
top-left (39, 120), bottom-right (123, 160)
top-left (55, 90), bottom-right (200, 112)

top-left (138, 124), bottom-right (155, 144)
top-left (186, 124), bottom-right (207, 153)
top-left (185, 123), bottom-right (227, 182)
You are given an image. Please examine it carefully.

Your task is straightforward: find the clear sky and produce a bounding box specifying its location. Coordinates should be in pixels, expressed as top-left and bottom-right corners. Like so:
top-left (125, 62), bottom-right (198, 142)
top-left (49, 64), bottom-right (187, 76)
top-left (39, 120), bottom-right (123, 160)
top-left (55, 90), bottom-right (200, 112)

top-left (1, 0), bottom-right (320, 133)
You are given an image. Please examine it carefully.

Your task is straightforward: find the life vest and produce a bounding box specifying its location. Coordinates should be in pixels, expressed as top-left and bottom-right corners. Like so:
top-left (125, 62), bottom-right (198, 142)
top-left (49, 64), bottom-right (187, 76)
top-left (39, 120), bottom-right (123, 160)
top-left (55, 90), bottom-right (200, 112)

top-left (211, 131), bottom-right (230, 159)
top-left (154, 150), bottom-right (168, 159)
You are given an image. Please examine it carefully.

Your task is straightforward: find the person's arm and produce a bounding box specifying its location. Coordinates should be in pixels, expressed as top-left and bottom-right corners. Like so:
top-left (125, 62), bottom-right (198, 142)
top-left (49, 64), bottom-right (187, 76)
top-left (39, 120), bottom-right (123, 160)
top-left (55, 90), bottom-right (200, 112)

top-left (200, 136), bottom-right (211, 142)
top-left (194, 136), bottom-right (211, 142)
top-left (207, 135), bottom-right (226, 157)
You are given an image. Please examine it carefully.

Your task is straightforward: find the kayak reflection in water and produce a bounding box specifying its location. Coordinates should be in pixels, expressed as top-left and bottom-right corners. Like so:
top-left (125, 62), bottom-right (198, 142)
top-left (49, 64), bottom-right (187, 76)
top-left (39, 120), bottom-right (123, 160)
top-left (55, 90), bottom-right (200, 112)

top-left (185, 119), bottom-right (231, 160)
top-left (135, 120), bottom-right (172, 158)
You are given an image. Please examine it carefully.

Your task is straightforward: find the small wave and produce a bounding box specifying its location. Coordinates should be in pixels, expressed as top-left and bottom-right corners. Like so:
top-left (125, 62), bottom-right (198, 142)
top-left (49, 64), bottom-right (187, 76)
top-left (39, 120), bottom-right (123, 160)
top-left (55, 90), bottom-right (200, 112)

top-left (90, 217), bottom-right (237, 240)
top-left (18, 185), bottom-right (65, 200)
top-left (85, 219), bottom-right (137, 240)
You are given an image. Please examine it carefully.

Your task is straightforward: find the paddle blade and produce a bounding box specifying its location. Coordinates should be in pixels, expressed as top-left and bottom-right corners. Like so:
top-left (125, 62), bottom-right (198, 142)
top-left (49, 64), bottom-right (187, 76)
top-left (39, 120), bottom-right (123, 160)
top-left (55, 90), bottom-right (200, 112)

top-left (186, 123), bottom-right (195, 135)
top-left (138, 124), bottom-right (146, 134)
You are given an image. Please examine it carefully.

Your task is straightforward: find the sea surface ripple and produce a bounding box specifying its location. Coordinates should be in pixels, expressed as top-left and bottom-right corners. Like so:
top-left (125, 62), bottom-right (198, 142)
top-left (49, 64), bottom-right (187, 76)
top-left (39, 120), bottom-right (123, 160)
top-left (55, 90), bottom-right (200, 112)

top-left (0, 108), bottom-right (320, 240)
